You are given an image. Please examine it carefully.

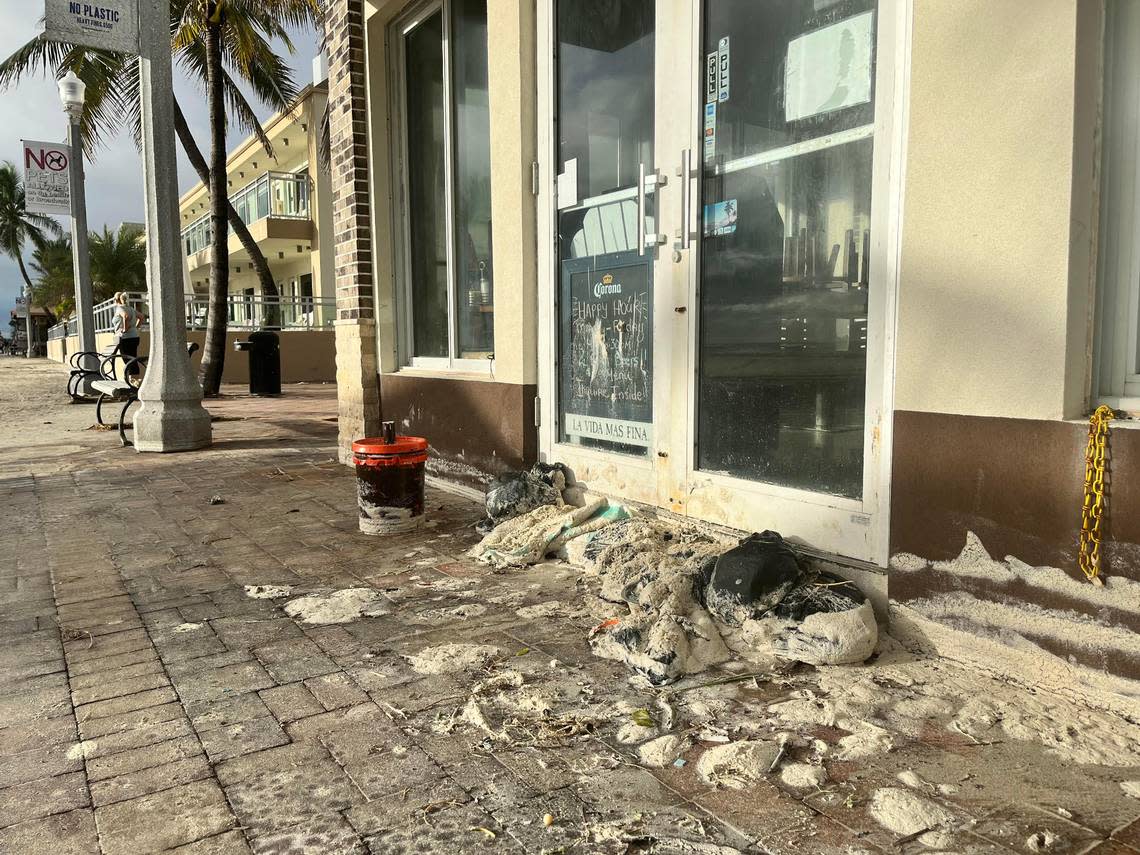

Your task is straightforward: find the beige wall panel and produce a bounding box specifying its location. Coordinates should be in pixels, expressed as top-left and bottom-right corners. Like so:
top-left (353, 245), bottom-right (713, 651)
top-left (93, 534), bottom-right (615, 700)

top-left (487, 0), bottom-right (538, 386)
top-left (76, 331), bottom-right (334, 384)
top-left (896, 0), bottom-right (1093, 420)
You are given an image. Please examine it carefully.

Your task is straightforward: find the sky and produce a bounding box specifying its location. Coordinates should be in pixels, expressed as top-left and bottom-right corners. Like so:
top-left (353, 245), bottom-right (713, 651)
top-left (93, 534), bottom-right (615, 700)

top-left (0, 1), bottom-right (321, 323)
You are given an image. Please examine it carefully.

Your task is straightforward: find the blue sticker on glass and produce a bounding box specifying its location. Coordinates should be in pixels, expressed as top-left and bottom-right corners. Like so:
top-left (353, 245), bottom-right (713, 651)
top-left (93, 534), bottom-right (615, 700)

top-left (703, 199), bottom-right (738, 237)
top-left (703, 102), bottom-right (717, 162)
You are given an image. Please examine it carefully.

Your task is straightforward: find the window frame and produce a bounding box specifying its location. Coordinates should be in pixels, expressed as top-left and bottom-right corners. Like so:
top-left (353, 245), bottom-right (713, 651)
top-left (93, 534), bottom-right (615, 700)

top-left (388, 0), bottom-right (493, 374)
top-left (1095, 0), bottom-right (1140, 410)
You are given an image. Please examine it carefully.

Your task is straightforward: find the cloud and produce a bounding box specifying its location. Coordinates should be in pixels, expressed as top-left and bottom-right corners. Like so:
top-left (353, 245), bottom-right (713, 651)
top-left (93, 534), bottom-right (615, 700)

top-left (0, 1), bottom-right (319, 321)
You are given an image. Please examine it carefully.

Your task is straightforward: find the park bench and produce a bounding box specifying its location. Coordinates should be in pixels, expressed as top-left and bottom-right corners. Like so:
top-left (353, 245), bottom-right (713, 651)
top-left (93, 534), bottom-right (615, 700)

top-left (67, 348), bottom-right (108, 401)
top-left (72, 342), bottom-right (200, 447)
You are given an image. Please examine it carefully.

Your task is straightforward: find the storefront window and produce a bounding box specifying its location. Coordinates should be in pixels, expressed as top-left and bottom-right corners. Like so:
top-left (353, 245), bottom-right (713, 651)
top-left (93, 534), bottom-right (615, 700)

top-left (1095, 0), bottom-right (1140, 404)
top-left (396, 0), bottom-right (494, 365)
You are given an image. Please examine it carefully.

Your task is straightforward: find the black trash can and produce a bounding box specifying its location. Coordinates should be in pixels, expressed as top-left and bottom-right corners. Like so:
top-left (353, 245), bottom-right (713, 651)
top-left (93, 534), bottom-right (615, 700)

top-left (233, 330), bottom-right (281, 396)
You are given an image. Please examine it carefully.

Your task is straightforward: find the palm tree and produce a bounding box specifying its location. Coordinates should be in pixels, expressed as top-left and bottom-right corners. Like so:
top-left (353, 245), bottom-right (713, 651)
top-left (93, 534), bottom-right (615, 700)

top-left (0, 0), bottom-right (323, 394)
top-left (0, 161), bottom-right (63, 314)
top-left (89, 225), bottom-right (147, 302)
top-left (29, 234), bottom-right (74, 321)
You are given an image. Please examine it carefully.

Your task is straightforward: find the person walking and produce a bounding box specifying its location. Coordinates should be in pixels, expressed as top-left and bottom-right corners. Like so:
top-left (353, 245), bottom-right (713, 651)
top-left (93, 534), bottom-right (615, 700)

top-left (112, 292), bottom-right (146, 381)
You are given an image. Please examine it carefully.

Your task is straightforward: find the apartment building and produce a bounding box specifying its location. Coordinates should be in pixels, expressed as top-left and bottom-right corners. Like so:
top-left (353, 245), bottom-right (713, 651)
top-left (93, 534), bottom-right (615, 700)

top-left (178, 71), bottom-right (335, 333)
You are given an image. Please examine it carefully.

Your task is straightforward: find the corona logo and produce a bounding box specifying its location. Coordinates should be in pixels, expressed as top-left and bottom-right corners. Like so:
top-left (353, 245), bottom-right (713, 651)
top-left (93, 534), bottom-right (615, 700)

top-left (593, 273), bottom-right (622, 298)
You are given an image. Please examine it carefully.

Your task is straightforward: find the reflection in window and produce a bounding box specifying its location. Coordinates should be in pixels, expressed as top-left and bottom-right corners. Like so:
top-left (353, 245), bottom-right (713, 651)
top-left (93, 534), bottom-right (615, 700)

top-left (396, 0), bottom-right (494, 364)
top-left (404, 11), bottom-right (448, 358)
top-left (453, 0), bottom-right (494, 357)
top-left (1095, 0), bottom-right (1140, 402)
top-left (697, 0), bottom-right (876, 498)
top-left (556, 0), bottom-right (656, 458)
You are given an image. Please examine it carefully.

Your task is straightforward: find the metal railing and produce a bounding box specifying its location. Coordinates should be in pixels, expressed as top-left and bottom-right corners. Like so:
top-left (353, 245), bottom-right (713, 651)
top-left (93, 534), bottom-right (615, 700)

top-left (48, 291), bottom-right (333, 339)
top-left (184, 294), bottom-right (333, 331)
top-left (47, 318), bottom-right (82, 339)
top-left (182, 171), bottom-right (312, 255)
top-left (94, 292), bottom-right (147, 333)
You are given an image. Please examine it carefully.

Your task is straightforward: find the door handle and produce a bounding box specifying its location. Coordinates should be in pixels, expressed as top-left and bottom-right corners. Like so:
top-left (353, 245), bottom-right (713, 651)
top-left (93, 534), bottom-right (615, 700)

top-left (638, 162), bottom-right (667, 256)
top-left (638, 162), bottom-right (646, 256)
top-left (676, 149), bottom-right (697, 250)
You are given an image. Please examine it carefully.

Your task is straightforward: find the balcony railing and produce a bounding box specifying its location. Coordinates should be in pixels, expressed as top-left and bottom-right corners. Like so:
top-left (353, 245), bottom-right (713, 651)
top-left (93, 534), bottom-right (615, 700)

top-left (182, 171), bottom-right (312, 256)
top-left (46, 290), bottom-right (334, 340)
top-left (184, 294), bottom-right (333, 331)
top-left (94, 291), bottom-right (147, 333)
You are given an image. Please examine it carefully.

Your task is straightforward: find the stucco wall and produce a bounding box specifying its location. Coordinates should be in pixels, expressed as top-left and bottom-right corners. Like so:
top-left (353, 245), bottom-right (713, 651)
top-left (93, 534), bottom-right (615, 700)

top-left (55, 330), bottom-right (335, 386)
top-left (184, 331), bottom-right (336, 385)
top-left (47, 338), bottom-right (68, 363)
top-left (895, 0), bottom-right (1098, 421)
top-left (487, 0), bottom-right (538, 386)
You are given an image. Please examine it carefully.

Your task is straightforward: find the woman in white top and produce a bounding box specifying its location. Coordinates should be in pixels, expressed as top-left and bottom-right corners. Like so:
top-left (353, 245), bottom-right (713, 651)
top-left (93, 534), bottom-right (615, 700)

top-left (112, 292), bottom-right (146, 379)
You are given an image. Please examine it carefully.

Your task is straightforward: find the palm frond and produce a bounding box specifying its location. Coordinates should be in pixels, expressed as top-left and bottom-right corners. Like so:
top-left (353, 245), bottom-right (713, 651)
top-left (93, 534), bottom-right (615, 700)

top-left (175, 41), bottom-right (275, 156)
top-left (0, 34), bottom-right (70, 90)
top-left (66, 48), bottom-right (133, 156)
top-left (228, 35), bottom-right (299, 113)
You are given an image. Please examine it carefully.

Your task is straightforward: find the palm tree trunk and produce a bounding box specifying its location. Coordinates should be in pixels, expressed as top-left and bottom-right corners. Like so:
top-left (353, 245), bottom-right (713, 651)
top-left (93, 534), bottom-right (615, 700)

top-left (199, 10), bottom-right (229, 397)
top-left (172, 100), bottom-right (280, 327)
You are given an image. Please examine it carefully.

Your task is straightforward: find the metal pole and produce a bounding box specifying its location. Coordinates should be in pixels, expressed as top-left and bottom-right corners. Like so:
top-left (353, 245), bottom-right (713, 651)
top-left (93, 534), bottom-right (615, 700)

top-left (132, 0), bottom-right (211, 452)
top-left (23, 285), bottom-right (34, 358)
top-left (67, 116), bottom-right (98, 395)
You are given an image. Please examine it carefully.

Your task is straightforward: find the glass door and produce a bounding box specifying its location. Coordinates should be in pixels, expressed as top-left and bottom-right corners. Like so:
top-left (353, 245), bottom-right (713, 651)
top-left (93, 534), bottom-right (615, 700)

top-left (546, 0), bottom-right (692, 506)
top-left (683, 0), bottom-right (901, 564)
top-left (539, 0), bottom-right (900, 562)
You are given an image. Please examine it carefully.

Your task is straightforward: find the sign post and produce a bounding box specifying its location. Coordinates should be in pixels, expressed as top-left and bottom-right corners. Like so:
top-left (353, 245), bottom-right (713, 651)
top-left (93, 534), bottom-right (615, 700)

top-left (59, 81), bottom-right (99, 395)
top-left (22, 140), bottom-right (72, 216)
top-left (21, 287), bottom-right (34, 358)
top-left (130, 0), bottom-right (211, 452)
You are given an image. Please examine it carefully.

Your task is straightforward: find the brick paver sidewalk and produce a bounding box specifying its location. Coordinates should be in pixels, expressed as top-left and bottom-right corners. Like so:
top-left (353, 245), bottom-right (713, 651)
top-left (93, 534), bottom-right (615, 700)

top-left (1, 359), bottom-right (1138, 854)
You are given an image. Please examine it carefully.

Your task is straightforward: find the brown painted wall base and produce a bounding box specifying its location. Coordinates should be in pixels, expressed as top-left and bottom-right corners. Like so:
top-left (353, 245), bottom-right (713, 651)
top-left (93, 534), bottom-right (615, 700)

top-left (891, 410), bottom-right (1140, 577)
top-left (379, 373), bottom-right (537, 491)
top-left (890, 410), bottom-right (1140, 689)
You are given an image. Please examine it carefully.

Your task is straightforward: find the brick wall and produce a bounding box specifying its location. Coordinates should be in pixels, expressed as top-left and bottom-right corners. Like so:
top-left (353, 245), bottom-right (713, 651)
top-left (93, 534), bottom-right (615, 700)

top-left (326, 0), bottom-right (381, 458)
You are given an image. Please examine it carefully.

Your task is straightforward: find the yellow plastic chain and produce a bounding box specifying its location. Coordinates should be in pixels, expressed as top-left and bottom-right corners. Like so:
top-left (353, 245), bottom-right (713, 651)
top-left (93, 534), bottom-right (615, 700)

top-left (1078, 405), bottom-right (1115, 586)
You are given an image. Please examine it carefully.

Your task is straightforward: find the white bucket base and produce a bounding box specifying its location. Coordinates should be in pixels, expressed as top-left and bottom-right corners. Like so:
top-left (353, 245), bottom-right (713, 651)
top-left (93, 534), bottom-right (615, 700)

top-left (358, 504), bottom-right (424, 536)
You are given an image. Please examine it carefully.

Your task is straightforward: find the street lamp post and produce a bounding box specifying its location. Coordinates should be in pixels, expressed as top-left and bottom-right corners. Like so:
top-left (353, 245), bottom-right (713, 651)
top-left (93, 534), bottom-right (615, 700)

top-left (58, 70), bottom-right (97, 395)
top-left (23, 286), bottom-right (34, 358)
top-left (131, 0), bottom-right (211, 452)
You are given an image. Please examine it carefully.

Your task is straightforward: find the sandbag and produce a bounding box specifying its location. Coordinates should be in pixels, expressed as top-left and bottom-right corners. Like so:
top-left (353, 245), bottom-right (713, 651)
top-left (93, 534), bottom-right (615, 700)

top-left (704, 531), bottom-right (804, 626)
top-left (720, 570), bottom-right (879, 666)
top-left (477, 462), bottom-right (568, 533)
top-left (590, 609), bottom-right (729, 687)
top-left (771, 571), bottom-right (867, 621)
top-left (468, 498), bottom-right (628, 569)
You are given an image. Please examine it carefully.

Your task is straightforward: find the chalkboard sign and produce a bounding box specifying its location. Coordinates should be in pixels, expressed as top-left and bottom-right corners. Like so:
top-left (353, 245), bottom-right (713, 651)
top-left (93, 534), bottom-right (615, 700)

top-left (559, 251), bottom-right (653, 450)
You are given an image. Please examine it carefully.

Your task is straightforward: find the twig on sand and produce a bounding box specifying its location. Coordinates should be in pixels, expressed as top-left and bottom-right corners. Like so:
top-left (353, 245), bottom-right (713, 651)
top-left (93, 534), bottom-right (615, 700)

top-left (768, 742), bottom-right (788, 773)
top-left (895, 826), bottom-right (933, 847)
top-left (670, 672), bottom-right (770, 694)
